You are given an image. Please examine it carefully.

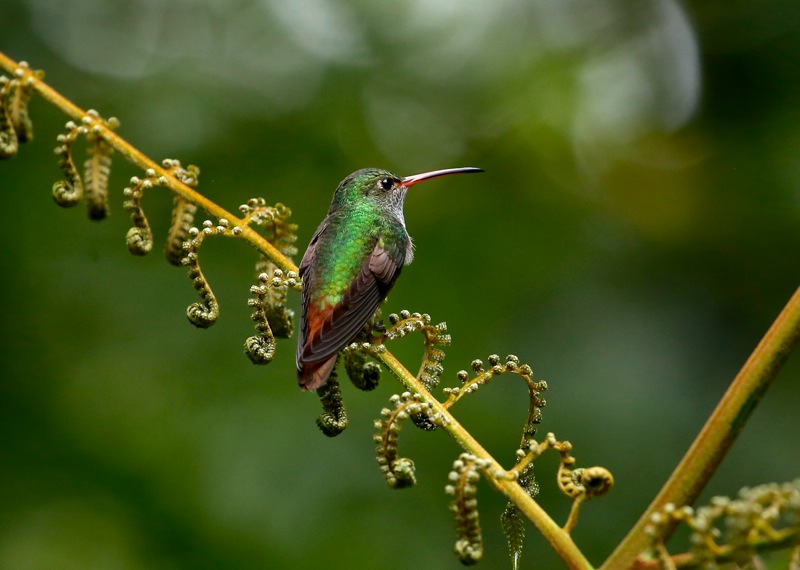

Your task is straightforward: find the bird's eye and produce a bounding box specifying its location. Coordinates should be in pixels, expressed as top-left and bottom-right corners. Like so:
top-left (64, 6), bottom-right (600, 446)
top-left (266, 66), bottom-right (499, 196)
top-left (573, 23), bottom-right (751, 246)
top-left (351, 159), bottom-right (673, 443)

top-left (379, 177), bottom-right (395, 191)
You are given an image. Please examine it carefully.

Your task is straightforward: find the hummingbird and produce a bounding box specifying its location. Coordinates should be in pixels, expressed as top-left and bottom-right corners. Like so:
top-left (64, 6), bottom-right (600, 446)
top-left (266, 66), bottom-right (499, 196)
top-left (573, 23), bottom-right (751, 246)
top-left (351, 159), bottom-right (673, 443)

top-left (296, 166), bottom-right (483, 390)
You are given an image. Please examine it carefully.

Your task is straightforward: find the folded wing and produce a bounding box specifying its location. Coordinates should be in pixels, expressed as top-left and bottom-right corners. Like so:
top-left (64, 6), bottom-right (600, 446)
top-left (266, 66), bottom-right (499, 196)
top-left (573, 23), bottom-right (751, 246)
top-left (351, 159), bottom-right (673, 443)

top-left (297, 236), bottom-right (406, 389)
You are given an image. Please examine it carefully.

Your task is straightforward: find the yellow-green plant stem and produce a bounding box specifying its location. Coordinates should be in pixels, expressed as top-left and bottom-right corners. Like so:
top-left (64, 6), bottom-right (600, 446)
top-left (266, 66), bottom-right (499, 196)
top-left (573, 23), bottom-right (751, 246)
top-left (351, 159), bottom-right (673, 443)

top-left (0, 50), bottom-right (593, 568)
top-left (376, 349), bottom-right (593, 570)
top-left (602, 285), bottom-right (800, 569)
top-left (0, 51), bottom-right (295, 277)
top-left (6, 50), bottom-right (800, 569)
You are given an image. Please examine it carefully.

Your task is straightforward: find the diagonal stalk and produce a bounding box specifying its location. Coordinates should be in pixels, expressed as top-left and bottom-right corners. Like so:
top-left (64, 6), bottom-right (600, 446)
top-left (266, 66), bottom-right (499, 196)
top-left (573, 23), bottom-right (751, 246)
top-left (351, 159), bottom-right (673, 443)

top-left (7, 50), bottom-right (799, 569)
top-left (376, 349), bottom-right (594, 569)
top-left (0, 50), bottom-right (593, 568)
top-left (0, 52), bottom-right (295, 277)
top-left (601, 285), bottom-right (800, 569)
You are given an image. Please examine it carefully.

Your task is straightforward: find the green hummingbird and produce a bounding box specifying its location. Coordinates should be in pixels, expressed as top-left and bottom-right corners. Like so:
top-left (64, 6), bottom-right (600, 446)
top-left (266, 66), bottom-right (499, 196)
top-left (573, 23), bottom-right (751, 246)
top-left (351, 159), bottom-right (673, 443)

top-left (296, 166), bottom-right (483, 390)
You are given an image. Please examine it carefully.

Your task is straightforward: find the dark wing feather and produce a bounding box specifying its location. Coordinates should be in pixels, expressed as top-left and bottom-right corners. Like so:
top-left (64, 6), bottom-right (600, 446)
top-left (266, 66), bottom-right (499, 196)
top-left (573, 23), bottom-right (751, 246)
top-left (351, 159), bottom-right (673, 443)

top-left (296, 223), bottom-right (321, 369)
top-left (298, 237), bottom-right (406, 367)
top-left (297, 220), bottom-right (324, 280)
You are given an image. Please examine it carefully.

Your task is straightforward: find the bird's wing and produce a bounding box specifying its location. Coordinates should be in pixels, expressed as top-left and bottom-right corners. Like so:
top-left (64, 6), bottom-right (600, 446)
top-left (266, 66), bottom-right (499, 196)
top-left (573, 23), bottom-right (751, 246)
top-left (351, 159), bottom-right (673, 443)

top-left (298, 236), bottom-right (406, 367)
top-left (297, 220), bottom-right (325, 281)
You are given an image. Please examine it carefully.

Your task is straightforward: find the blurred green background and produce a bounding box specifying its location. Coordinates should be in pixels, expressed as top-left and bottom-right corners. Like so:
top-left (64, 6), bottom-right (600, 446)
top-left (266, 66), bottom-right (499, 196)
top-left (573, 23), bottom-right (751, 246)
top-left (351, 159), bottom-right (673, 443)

top-left (2, 1), bottom-right (799, 568)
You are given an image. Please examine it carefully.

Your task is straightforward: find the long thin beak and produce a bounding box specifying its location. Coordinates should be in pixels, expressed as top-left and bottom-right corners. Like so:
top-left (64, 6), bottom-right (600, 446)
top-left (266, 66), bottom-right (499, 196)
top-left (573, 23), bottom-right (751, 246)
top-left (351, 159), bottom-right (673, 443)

top-left (401, 167), bottom-right (483, 188)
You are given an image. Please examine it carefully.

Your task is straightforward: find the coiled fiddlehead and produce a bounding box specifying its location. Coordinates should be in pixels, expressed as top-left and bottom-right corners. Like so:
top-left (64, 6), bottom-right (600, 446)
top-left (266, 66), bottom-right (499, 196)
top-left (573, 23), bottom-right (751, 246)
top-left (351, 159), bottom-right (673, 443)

top-left (0, 62), bottom-right (39, 158)
top-left (343, 345), bottom-right (382, 391)
top-left (8, 65), bottom-right (34, 144)
top-left (164, 161), bottom-right (200, 265)
top-left (374, 391), bottom-right (437, 489)
top-left (512, 432), bottom-right (614, 535)
top-left (316, 369), bottom-right (347, 437)
top-left (52, 110), bottom-right (120, 214)
top-left (0, 76), bottom-right (18, 159)
top-left (52, 121), bottom-right (85, 207)
top-left (384, 310), bottom-right (450, 392)
top-left (181, 219), bottom-right (235, 328)
top-left (239, 201), bottom-right (298, 363)
top-left (446, 453), bottom-right (487, 565)
top-left (245, 269), bottom-right (297, 364)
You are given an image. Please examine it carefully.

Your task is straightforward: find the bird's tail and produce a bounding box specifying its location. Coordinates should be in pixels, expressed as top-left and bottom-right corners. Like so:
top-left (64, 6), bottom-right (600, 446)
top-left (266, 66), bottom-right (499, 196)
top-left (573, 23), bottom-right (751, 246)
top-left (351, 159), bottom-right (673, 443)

top-left (298, 354), bottom-right (338, 391)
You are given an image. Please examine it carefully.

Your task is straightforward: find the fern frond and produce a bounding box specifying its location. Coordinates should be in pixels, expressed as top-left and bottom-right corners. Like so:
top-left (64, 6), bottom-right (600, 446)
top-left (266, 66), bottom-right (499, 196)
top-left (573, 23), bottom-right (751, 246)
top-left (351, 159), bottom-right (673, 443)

top-left (646, 479), bottom-right (800, 569)
top-left (316, 370), bottom-right (348, 437)
top-left (164, 161), bottom-right (199, 265)
top-left (373, 391), bottom-right (436, 488)
top-left (8, 62), bottom-right (36, 143)
top-left (0, 76), bottom-right (17, 159)
top-left (446, 453), bottom-right (486, 565)
top-left (84, 134), bottom-right (113, 220)
top-left (52, 121), bottom-right (84, 207)
top-left (245, 269), bottom-right (297, 364)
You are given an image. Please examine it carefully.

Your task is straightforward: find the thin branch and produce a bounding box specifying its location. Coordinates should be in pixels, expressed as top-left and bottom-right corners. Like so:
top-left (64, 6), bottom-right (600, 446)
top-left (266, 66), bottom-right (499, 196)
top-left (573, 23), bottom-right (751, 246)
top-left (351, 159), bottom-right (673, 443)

top-left (376, 349), bottom-right (594, 570)
top-left (0, 50), bottom-right (595, 568)
top-left (0, 51), bottom-right (296, 277)
top-left (7, 49), bottom-right (799, 569)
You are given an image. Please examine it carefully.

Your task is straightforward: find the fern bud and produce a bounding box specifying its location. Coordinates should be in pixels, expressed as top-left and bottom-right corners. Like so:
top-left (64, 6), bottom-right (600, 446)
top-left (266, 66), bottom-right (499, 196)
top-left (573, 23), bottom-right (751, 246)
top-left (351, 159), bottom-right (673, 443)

top-left (316, 371), bottom-right (347, 437)
top-left (166, 196), bottom-right (198, 266)
top-left (52, 124), bottom-right (84, 207)
top-left (125, 226), bottom-right (153, 256)
top-left (244, 334), bottom-right (276, 365)
top-left (186, 300), bottom-right (219, 328)
top-left (344, 348), bottom-right (381, 391)
top-left (123, 180), bottom-right (153, 255)
top-left (244, 270), bottom-right (294, 365)
top-left (374, 392), bottom-right (430, 488)
top-left (82, 117), bottom-right (116, 220)
top-left (0, 77), bottom-right (18, 159)
top-left (447, 453), bottom-right (485, 565)
top-left (181, 235), bottom-right (219, 328)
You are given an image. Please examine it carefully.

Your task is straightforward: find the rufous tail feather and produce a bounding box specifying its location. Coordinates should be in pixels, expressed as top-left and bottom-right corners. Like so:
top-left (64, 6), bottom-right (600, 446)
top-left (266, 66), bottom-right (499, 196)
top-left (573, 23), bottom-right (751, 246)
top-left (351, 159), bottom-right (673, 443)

top-left (298, 354), bottom-right (338, 391)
